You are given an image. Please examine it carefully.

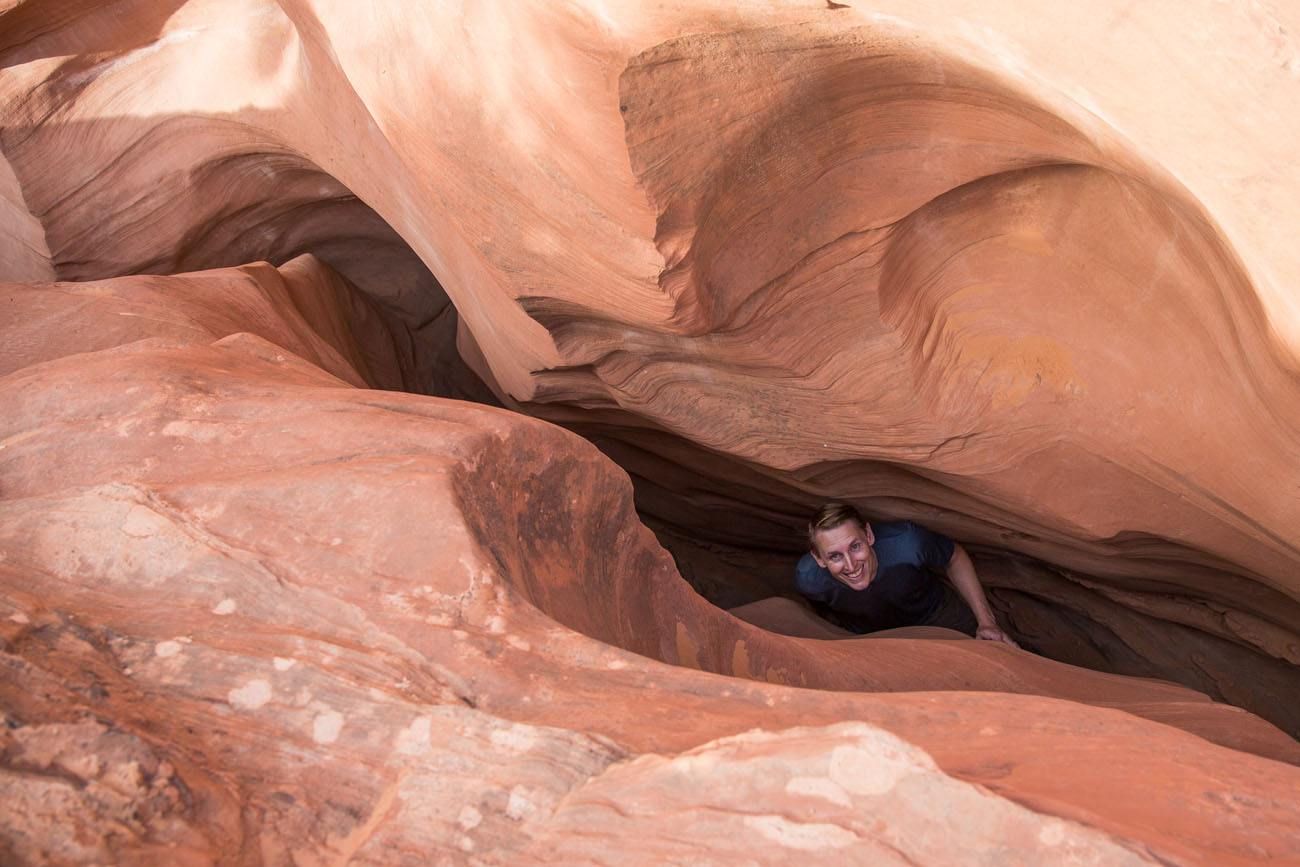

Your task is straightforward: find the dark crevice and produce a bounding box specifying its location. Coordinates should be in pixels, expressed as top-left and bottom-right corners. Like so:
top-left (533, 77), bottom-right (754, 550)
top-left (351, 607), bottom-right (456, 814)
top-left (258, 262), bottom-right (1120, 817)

top-left (5, 113), bottom-right (1296, 740)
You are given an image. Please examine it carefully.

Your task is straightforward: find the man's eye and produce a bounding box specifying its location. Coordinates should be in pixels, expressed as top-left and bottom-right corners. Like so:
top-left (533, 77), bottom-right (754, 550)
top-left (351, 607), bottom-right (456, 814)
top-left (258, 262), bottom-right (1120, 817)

top-left (851, 542), bottom-right (862, 551)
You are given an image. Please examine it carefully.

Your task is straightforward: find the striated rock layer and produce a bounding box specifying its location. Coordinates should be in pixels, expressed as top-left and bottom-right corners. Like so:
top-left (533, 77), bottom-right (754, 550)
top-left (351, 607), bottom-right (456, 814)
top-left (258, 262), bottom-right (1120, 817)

top-left (1, 261), bottom-right (1298, 864)
top-left (2, 0), bottom-right (1300, 862)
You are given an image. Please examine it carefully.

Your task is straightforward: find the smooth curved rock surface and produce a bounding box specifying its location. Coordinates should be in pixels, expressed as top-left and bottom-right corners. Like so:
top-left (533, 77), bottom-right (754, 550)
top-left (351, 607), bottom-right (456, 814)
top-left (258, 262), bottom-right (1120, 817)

top-left (1, 263), bottom-right (1298, 864)
top-left (3, 0), bottom-right (1300, 863)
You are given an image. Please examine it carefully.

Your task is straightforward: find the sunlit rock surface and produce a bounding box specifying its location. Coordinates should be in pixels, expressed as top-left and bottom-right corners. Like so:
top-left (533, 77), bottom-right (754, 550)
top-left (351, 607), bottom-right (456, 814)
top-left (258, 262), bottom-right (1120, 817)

top-left (2, 0), bottom-right (1299, 863)
top-left (2, 261), bottom-right (1299, 864)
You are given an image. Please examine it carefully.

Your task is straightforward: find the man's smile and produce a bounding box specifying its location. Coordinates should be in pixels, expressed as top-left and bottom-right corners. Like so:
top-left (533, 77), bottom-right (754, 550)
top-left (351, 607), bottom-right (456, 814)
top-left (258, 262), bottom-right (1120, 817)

top-left (842, 566), bottom-right (869, 587)
top-left (811, 520), bottom-right (879, 591)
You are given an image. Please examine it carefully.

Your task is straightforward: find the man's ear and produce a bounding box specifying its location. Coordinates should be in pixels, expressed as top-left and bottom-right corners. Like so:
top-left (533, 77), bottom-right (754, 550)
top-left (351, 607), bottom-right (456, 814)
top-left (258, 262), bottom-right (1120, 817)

top-left (863, 522), bottom-right (875, 546)
top-left (810, 547), bottom-right (827, 569)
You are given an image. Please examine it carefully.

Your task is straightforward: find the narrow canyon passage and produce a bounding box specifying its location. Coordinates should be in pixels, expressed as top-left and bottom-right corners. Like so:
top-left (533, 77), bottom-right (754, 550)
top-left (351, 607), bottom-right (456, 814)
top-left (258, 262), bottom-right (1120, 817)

top-left (57, 135), bottom-right (1289, 737)
top-left (3, 1), bottom-right (1300, 863)
top-left (19, 134), bottom-right (1284, 736)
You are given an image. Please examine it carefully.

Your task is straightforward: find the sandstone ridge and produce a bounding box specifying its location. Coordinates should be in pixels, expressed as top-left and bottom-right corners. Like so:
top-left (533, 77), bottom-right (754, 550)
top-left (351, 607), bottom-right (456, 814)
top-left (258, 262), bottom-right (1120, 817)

top-left (2, 1), bottom-right (1300, 863)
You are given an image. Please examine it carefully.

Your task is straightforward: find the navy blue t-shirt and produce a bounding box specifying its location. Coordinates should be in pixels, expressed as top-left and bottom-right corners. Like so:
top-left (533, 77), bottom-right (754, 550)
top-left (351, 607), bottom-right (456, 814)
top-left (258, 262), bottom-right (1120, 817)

top-left (795, 521), bottom-right (955, 633)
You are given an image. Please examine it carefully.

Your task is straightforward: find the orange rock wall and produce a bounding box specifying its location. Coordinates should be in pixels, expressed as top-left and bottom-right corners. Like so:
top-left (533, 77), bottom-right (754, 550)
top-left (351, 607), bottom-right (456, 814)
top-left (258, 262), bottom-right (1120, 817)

top-left (2, 261), bottom-right (1298, 864)
top-left (2, 1), bottom-right (1300, 862)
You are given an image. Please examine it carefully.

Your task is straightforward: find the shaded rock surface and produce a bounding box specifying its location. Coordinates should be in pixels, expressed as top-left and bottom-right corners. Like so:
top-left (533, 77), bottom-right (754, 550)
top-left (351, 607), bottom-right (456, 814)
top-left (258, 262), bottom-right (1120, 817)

top-left (1, 263), bottom-right (1298, 865)
top-left (2, 0), bottom-right (1300, 863)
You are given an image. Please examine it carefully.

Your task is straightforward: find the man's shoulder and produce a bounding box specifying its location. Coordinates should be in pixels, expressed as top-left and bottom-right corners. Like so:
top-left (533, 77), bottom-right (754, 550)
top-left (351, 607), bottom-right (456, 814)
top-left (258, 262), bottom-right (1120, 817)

top-left (872, 520), bottom-right (924, 542)
top-left (873, 520), bottom-right (954, 567)
top-left (794, 552), bottom-right (834, 594)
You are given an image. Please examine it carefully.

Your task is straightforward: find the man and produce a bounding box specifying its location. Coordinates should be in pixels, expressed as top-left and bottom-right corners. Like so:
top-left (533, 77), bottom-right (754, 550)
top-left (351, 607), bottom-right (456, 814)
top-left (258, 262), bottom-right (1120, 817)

top-left (796, 503), bottom-right (1017, 645)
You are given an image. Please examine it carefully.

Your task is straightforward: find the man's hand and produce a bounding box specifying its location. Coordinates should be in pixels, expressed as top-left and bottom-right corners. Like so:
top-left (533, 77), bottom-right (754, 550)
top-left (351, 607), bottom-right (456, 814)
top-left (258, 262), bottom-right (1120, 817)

top-left (946, 544), bottom-right (1020, 649)
top-left (976, 624), bottom-right (1020, 647)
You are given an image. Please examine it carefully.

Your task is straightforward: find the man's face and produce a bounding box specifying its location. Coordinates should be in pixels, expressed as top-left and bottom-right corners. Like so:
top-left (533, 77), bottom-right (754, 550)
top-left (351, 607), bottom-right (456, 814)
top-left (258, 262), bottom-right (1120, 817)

top-left (811, 520), bottom-right (877, 591)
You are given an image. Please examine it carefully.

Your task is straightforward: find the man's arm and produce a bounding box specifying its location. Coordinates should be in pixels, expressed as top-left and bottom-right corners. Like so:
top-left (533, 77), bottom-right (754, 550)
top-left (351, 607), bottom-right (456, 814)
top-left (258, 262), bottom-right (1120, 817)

top-left (945, 544), bottom-right (1019, 647)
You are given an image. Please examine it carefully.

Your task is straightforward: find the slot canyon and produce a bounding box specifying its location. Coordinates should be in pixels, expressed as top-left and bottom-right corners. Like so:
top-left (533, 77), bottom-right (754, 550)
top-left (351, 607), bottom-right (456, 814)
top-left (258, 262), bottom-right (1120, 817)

top-left (2, 1), bottom-right (1299, 863)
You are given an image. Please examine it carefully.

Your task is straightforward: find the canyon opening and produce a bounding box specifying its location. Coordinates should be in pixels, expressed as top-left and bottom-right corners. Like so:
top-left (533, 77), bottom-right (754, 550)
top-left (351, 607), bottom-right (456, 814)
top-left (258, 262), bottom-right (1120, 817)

top-left (2, 2), bottom-right (1299, 864)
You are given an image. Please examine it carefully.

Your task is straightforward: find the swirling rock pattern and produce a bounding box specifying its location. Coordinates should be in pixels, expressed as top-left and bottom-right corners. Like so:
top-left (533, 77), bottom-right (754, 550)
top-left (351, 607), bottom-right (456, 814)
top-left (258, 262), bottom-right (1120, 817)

top-left (1, 0), bottom-right (1299, 863)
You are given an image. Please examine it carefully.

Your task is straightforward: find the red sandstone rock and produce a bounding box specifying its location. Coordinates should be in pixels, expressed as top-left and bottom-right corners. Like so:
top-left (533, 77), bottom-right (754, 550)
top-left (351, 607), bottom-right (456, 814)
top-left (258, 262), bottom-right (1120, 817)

top-left (2, 1), bottom-right (1300, 863)
top-left (0, 265), bottom-right (1297, 863)
top-left (0, 254), bottom-right (404, 388)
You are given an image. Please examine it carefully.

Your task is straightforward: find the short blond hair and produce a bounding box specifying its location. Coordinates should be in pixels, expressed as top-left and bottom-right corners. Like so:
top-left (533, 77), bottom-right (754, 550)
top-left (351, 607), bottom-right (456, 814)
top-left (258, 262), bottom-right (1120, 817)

top-left (807, 503), bottom-right (865, 548)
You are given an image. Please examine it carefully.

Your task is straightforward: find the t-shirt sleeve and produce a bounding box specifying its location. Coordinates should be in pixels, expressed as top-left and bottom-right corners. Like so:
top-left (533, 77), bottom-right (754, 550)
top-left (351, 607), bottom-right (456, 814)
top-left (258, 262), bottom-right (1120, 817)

top-left (910, 523), bottom-right (956, 571)
top-left (794, 552), bottom-right (833, 603)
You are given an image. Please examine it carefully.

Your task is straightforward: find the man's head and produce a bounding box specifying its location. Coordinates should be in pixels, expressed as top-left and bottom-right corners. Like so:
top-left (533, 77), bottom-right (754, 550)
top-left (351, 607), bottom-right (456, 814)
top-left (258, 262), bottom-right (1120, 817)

top-left (807, 503), bottom-right (877, 591)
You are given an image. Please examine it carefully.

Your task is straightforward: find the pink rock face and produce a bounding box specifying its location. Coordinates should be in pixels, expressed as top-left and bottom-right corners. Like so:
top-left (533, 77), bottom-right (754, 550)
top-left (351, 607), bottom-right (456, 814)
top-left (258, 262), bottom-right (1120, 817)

top-left (3, 262), bottom-right (1299, 865)
top-left (1, 1), bottom-right (1299, 864)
